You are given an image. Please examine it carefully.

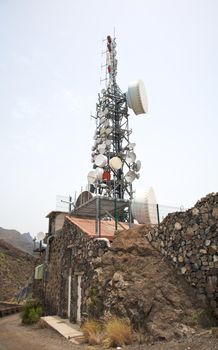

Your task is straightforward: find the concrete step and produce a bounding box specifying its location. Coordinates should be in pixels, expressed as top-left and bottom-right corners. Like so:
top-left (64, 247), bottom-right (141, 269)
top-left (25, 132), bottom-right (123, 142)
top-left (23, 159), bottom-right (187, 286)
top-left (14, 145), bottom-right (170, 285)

top-left (41, 315), bottom-right (84, 344)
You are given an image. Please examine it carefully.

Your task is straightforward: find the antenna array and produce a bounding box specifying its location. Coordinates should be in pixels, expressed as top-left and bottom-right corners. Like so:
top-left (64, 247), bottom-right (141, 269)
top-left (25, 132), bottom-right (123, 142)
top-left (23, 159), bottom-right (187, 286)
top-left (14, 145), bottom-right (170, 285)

top-left (88, 35), bottom-right (142, 203)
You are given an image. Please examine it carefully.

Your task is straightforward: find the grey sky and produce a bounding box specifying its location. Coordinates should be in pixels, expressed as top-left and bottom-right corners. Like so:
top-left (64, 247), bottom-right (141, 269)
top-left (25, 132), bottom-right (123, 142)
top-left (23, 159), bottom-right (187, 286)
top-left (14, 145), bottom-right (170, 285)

top-left (0, 0), bottom-right (217, 236)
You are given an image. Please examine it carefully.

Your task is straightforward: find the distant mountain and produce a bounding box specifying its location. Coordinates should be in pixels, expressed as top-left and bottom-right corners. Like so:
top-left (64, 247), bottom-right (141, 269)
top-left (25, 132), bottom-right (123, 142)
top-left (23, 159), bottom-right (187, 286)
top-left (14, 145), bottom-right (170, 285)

top-left (0, 239), bottom-right (36, 301)
top-left (0, 227), bottom-right (35, 255)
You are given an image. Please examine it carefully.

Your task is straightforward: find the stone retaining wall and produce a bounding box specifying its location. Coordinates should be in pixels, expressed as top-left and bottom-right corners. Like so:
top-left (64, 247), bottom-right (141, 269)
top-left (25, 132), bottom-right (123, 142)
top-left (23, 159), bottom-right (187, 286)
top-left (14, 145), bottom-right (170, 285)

top-left (146, 193), bottom-right (218, 317)
top-left (41, 220), bottom-right (109, 321)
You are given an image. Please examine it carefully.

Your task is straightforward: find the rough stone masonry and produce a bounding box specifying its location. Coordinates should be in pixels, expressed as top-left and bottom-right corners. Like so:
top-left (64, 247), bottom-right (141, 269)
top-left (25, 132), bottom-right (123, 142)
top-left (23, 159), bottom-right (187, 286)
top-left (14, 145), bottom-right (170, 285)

top-left (146, 192), bottom-right (218, 317)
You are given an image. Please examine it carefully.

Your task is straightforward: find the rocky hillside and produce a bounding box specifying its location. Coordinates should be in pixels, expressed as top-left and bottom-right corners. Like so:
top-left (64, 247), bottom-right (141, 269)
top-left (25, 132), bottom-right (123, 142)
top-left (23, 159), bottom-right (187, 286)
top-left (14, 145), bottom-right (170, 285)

top-left (84, 225), bottom-right (216, 342)
top-left (0, 239), bottom-right (36, 301)
top-left (0, 227), bottom-right (34, 254)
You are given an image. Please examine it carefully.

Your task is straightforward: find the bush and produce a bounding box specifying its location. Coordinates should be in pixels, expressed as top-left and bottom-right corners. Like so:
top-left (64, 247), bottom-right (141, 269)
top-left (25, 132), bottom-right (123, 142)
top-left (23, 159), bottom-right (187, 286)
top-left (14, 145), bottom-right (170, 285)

top-left (21, 298), bottom-right (43, 325)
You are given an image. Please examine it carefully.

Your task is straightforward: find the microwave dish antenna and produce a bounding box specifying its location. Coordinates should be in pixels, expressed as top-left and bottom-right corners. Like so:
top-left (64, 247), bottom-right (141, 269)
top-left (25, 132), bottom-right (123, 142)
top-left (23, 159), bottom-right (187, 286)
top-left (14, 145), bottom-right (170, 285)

top-left (75, 191), bottom-right (93, 209)
top-left (134, 160), bottom-right (141, 172)
top-left (131, 187), bottom-right (157, 224)
top-left (95, 154), bottom-right (107, 167)
top-left (127, 80), bottom-right (148, 115)
top-left (109, 156), bottom-right (122, 170)
top-left (87, 170), bottom-right (98, 184)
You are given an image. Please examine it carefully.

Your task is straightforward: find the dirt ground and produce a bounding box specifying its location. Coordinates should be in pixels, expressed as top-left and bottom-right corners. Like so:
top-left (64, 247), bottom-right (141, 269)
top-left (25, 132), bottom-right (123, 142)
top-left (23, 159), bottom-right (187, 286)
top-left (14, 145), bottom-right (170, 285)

top-left (0, 314), bottom-right (218, 350)
top-left (0, 313), bottom-right (81, 350)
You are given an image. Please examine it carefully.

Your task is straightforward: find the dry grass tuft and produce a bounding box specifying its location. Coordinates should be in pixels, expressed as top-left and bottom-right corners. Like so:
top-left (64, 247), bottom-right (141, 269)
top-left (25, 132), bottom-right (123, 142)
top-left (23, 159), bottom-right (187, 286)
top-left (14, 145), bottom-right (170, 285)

top-left (82, 317), bottom-right (134, 347)
top-left (103, 317), bottom-right (134, 348)
top-left (81, 319), bottom-right (102, 345)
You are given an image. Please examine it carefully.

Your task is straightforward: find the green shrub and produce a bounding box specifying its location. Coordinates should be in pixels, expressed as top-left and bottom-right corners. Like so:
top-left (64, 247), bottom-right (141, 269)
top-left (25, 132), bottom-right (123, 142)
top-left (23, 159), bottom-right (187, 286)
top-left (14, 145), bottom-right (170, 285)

top-left (21, 298), bottom-right (43, 325)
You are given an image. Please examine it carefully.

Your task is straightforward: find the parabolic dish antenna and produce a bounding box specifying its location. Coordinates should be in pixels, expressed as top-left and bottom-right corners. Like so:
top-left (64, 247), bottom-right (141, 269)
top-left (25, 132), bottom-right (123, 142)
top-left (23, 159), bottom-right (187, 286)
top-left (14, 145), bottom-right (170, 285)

top-left (106, 139), bottom-right (112, 146)
top-left (128, 142), bottom-right (136, 150)
top-left (131, 187), bottom-right (158, 224)
top-left (100, 128), bottom-right (106, 136)
top-left (98, 143), bottom-right (106, 152)
top-left (105, 127), bottom-right (112, 135)
top-left (87, 170), bottom-right (98, 184)
top-left (126, 151), bottom-right (136, 163)
top-left (126, 80), bottom-right (148, 115)
top-left (125, 170), bottom-right (136, 183)
top-left (109, 156), bottom-right (122, 170)
top-left (75, 191), bottom-right (93, 208)
top-left (134, 160), bottom-right (141, 172)
top-left (95, 167), bottom-right (104, 179)
top-left (95, 154), bottom-right (107, 167)
top-left (103, 108), bottom-right (109, 116)
top-left (37, 232), bottom-right (45, 241)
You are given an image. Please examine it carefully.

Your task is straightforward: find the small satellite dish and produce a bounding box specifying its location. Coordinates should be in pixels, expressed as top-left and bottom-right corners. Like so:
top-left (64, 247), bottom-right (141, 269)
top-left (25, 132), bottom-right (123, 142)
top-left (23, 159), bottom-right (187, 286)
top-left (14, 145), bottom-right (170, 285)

top-left (98, 145), bottom-right (106, 154)
top-left (87, 170), bottom-right (98, 184)
top-left (101, 88), bottom-right (106, 94)
top-left (103, 170), bottom-right (111, 181)
top-left (105, 127), bottom-right (112, 135)
top-left (128, 142), bottom-right (136, 150)
top-left (133, 160), bottom-right (141, 172)
top-left (126, 151), bottom-right (136, 163)
top-left (95, 167), bottom-right (104, 179)
top-left (109, 156), bottom-right (122, 170)
top-left (125, 171), bottom-right (136, 183)
top-left (103, 108), bottom-right (109, 116)
top-left (106, 139), bottom-right (112, 146)
top-left (100, 128), bottom-right (106, 136)
top-left (37, 232), bottom-right (45, 241)
top-left (103, 120), bottom-right (109, 127)
top-left (95, 154), bottom-right (107, 167)
top-left (97, 143), bottom-right (105, 150)
top-left (127, 80), bottom-right (148, 115)
top-left (98, 111), bottom-right (104, 117)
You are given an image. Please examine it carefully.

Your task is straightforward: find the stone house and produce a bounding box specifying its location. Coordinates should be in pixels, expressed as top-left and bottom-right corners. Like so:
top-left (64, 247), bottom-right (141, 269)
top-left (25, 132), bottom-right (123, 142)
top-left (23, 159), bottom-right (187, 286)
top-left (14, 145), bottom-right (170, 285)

top-left (34, 193), bottom-right (218, 323)
top-left (46, 211), bottom-right (68, 233)
top-left (39, 214), bottom-right (128, 323)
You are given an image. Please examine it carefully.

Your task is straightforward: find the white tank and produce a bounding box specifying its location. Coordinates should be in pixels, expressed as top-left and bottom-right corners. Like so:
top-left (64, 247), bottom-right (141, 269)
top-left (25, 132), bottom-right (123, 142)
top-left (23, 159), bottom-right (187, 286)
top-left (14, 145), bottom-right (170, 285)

top-left (131, 187), bottom-right (158, 224)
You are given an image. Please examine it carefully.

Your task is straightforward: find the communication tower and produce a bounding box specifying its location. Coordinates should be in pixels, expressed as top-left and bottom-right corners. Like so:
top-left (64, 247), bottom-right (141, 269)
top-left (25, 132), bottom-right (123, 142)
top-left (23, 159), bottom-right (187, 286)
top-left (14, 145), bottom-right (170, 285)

top-left (73, 34), bottom-right (148, 230)
top-left (88, 35), bottom-right (148, 202)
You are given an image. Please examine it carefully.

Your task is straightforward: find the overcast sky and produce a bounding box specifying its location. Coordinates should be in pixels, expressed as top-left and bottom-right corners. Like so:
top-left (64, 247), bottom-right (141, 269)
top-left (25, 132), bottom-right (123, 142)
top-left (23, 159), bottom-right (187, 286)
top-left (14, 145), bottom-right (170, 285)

top-left (0, 0), bottom-right (217, 236)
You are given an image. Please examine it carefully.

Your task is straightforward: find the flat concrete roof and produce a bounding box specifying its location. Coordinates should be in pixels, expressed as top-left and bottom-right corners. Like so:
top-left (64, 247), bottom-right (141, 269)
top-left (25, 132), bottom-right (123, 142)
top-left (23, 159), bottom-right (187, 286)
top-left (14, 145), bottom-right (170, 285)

top-left (72, 195), bottom-right (129, 218)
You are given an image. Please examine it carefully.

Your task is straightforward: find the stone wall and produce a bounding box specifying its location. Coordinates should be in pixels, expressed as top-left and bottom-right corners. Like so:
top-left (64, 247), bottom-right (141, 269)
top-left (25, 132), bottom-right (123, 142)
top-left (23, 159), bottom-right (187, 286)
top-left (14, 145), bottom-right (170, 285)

top-left (146, 192), bottom-right (218, 317)
top-left (41, 220), bottom-right (109, 321)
